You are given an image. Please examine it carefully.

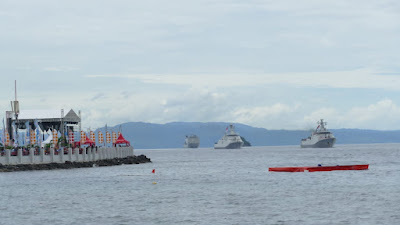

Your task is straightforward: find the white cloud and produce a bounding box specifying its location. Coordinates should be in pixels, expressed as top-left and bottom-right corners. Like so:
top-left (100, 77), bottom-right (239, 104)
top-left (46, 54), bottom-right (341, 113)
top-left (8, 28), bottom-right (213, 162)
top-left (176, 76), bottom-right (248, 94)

top-left (1, 0), bottom-right (400, 131)
top-left (304, 99), bottom-right (400, 130)
top-left (232, 104), bottom-right (299, 128)
top-left (344, 99), bottom-right (400, 129)
top-left (303, 108), bottom-right (339, 129)
top-left (86, 69), bottom-right (400, 90)
top-left (43, 66), bottom-right (79, 72)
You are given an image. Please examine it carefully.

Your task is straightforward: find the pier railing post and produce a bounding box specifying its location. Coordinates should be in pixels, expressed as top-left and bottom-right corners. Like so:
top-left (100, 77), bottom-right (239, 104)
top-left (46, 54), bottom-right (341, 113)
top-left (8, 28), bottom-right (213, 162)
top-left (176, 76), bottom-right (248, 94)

top-left (29, 148), bottom-right (34, 164)
top-left (92, 148), bottom-right (96, 161)
top-left (50, 148), bottom-right (55, 163)
top-left (75, 148), bottom-right (79, 162)
top-left (59, 148), bottom-right (64, 163)
top-left (5, 149), bottom-right (10, 165)
top-left (40, 148), bottom-right (44, 163)
top-left (83, 148), bottom-right (87, 161)
top-left (68, 148), bottom-right (72, 162)
top-left (18, 148), bottom-right (23, 164)
top-left (99, 147), bottom-right (103, 160)
top-left (87, 147), bottom-right (91, 162)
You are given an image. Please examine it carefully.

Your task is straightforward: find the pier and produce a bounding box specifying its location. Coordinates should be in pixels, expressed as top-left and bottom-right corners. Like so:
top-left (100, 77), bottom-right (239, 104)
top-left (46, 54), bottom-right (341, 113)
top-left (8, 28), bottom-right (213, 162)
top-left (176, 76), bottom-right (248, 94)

top-left (0, 146), bottom-right (134, 165)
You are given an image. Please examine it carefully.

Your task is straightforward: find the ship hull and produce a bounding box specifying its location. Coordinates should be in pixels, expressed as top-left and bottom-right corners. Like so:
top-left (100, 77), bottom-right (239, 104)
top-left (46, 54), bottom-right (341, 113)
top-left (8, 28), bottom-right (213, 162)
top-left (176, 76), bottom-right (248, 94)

top-left (214, 141), bottom-right (243, 149)
top-left (269, 164), bottom-right (369, 172)
top-left (184, 143), bottom-right (199, 148)
top-left (301, 138), bottom-right (336, 148)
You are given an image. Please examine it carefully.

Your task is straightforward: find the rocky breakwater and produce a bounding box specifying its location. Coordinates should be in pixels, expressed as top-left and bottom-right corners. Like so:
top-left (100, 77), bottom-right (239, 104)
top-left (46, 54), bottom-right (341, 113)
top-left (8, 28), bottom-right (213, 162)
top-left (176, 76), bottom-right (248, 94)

top-left (0, 155), bottom-right (151, 172)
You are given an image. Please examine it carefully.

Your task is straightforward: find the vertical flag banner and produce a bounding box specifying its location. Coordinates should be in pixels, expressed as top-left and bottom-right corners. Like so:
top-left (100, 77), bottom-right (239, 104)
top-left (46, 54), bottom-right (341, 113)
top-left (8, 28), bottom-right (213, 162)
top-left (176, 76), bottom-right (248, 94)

top-left (90, 131), bottom-right (95, 143)
top-left (36, 129), bottom-right (40, 146)
top-left (68, 131), bottom-right (74, 144)
top-left (2, 118), bottom-right (5, 146)
top-left (80, 131), bottom-right (86, 144)
top-left (98, 131), bottom-right (104, 144)
top-left (25, 121), bottom-right (31, 145)
top-left (106, 131), bottom-right (111, 144)
top-left (11, 121), bottom-right (16, 145)
top-left (5, 131), bottom-right (10, 146)
top-left (112, 131), bottom-right (117, 144)
top-left (30, 130), bottom-right (36, 145)
top-left (53, 129), bottom-right (58, 145)
top-left (34, 120), bottom-right (41, 145)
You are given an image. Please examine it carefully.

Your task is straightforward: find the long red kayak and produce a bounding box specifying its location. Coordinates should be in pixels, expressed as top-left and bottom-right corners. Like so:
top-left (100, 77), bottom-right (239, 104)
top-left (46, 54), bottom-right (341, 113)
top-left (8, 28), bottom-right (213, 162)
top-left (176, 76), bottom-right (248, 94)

top-left (269, 164), bottom-right (369, 172)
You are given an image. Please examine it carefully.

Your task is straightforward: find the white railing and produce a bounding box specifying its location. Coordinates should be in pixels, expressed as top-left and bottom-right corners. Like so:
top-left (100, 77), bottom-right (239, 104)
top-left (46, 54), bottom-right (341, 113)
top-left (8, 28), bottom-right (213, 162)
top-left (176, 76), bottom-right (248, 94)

top-left (0, 146), bottom-right (134, 165)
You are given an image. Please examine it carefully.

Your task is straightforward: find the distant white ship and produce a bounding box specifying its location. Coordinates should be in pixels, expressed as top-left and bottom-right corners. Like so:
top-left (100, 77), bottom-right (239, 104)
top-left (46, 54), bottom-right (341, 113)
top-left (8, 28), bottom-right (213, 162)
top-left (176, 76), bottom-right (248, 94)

top-left (214, 124), bottom-right (244, 149)
top-left (184, 135), bottom-right (200, 148)
top-left (301, 119), bottom-right (336, 148)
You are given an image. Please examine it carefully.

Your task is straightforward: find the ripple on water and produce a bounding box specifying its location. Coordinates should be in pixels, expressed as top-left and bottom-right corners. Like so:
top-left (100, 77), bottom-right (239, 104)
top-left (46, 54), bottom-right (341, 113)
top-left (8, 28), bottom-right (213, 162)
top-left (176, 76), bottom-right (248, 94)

top-left (1, 144), bottom-right (400, 225)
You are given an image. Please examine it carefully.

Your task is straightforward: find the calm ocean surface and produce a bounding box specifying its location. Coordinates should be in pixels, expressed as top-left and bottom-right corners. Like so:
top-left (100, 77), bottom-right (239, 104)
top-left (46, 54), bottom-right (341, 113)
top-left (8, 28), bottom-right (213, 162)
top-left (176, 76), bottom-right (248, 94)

top-left (1, 144), bottom-right (400, 225)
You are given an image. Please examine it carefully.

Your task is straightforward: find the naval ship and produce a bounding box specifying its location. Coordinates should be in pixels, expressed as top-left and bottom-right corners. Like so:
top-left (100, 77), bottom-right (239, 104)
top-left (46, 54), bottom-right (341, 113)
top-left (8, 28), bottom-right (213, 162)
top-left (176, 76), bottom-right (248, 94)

top-left (214, 124), bottom-right (244, 149)
top-left (301, 119), bottom-right (336, 148)
top-left (184, 135), bottom-right (200, 148)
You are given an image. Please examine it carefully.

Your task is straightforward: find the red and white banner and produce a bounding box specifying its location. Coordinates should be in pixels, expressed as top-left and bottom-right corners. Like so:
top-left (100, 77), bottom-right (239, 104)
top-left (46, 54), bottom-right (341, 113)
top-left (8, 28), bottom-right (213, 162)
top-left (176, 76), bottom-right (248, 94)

top-left (90, 131), bottom-right (95, 143)
top-left (53, 129), bottom-right (58, 144)
top-left (69, 131), bottom-right (74, 144)
top-left (98, 131), bottom-right (104, 144)
top-left (106, 132), bottom-right (111, 143)
top-left (112, 131), bottom-right (117, 144)
top-left (80, 131), bottom-right (86, 144)
top-left (30, 130), bottom-right (36, 144)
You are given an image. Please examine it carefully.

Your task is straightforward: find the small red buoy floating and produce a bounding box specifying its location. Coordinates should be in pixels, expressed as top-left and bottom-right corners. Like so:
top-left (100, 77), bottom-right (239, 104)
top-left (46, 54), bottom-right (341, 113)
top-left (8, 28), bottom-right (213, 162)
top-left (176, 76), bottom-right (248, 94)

top-left (269, 164), bottom-right (369, 172)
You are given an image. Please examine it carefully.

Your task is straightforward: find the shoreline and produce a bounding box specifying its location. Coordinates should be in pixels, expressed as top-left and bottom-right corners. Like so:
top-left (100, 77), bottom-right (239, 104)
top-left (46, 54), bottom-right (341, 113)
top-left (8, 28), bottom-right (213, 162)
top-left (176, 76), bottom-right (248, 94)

top-left (0, 154), bottom-right (151, 172)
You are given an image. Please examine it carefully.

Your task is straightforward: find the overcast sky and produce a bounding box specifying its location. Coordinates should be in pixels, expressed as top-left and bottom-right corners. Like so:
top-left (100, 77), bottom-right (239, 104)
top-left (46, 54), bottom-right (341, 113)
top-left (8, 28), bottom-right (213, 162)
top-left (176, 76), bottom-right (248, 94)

top-left (1, 0), bottom-right (400, 130)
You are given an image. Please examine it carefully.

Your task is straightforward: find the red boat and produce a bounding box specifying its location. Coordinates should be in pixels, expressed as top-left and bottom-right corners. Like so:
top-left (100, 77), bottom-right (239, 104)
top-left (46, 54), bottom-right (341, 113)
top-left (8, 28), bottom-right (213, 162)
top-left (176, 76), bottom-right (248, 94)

top-left (269, 164), bottom-right (369, 172)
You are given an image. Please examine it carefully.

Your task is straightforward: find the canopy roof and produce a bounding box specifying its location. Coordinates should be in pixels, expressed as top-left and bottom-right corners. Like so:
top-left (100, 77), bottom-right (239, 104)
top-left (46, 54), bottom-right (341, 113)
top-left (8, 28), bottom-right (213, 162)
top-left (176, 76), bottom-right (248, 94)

top-left (115, 134), bottom-right (130, 145)
top-left (76, 137), bottom-right (95, 145)
top-left (7, 109), bottom-right (81, 131)
top-left (84, 138), bottom-right (95, 145)
top-left (14, 109), bottom-right (80, 121)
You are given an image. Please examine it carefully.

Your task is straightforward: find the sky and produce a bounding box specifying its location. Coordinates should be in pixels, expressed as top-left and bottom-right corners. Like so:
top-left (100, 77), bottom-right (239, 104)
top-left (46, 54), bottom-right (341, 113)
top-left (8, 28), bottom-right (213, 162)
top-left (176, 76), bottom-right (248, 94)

top-left (1, 0), bottom-right (400, 130)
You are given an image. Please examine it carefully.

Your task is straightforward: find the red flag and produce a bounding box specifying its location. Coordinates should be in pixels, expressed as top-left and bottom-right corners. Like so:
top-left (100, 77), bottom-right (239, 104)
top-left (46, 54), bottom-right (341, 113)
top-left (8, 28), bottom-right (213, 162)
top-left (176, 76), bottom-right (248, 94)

top-left (152, 169), bottom-right (155, 174)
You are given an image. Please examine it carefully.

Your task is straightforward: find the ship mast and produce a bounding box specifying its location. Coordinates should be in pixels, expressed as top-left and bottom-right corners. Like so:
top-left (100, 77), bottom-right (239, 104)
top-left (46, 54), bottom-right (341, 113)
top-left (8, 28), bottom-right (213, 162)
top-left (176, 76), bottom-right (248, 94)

top-left (318, 119), bottom-right (327, 131)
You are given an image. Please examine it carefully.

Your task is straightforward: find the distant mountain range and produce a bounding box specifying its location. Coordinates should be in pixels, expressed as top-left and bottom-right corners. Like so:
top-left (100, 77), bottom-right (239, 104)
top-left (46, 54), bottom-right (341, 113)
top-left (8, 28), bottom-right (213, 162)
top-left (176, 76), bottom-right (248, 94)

top-left (100, 122), bottom-right (400, 149)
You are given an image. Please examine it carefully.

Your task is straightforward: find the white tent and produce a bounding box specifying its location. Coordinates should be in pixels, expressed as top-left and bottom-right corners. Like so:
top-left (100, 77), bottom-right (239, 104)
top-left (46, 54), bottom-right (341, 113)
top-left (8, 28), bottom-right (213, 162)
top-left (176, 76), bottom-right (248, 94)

top-left (41, 131), bottom-right (53, 147)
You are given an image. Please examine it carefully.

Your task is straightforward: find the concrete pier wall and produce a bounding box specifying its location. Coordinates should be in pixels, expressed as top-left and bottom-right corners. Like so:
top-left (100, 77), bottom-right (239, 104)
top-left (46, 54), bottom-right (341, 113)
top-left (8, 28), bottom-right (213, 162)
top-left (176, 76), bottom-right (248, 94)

top-left (0, 146), bottom-right (134, 165)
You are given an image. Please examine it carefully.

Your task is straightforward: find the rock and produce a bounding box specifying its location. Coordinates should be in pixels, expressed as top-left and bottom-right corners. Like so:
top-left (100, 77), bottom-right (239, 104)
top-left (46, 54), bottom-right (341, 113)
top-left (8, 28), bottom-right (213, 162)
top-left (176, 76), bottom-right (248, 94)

top-left (0, 155), bottom-right (151, 172)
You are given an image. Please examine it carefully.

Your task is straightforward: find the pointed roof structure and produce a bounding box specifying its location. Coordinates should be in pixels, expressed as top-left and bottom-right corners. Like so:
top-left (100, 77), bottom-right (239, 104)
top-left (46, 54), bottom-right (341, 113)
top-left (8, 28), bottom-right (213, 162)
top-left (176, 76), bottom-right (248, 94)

top-left (83, 137), bottom-right (95, 145)
top-left (115, 133), bottom-right (130, 145)
top-left (64, 109), bottom-right (80, 122)
top-left (76, 137), bottom-right (95, 146)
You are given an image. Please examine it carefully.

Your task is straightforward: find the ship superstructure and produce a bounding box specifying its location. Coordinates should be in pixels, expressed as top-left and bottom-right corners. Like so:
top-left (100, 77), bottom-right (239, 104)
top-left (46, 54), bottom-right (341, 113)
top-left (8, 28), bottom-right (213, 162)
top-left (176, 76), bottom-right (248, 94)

top-left (184, 135), bottom-right (200, 148)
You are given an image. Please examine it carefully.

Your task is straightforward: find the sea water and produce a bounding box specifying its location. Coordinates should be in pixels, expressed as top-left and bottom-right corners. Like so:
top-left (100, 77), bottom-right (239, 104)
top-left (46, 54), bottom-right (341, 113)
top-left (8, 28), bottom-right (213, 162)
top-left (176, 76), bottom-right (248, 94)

top-left (1, 144), bottom-right (400, 225)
